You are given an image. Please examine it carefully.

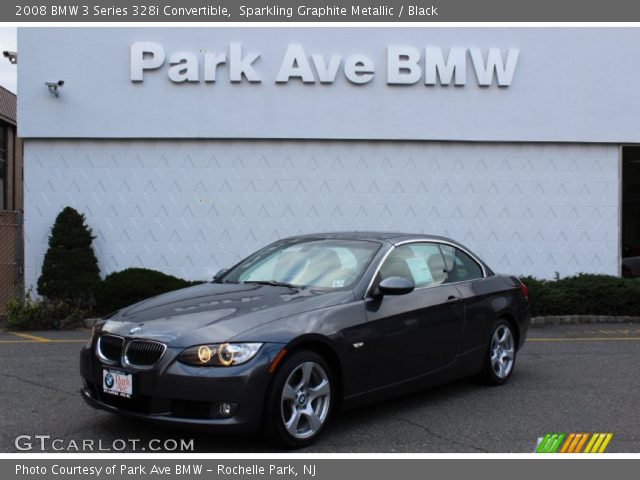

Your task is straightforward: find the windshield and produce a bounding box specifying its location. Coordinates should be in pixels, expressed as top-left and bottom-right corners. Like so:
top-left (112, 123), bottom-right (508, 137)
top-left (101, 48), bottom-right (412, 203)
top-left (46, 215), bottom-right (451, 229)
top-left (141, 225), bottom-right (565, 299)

top-left (220, 239), bottom-right (381, 290)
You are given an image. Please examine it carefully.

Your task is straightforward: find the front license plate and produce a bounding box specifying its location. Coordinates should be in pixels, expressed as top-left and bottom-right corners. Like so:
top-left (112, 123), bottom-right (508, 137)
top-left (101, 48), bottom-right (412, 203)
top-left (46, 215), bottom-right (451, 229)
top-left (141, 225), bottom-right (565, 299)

top-left (102, 369), bottom-right (133, 398)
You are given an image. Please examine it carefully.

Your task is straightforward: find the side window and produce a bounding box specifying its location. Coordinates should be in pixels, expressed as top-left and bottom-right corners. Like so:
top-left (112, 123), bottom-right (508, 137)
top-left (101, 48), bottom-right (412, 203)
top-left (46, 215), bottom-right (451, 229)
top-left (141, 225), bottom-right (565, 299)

top-left (439, 245), bottom-right (483, 282)
top-left (379, 243), bottom-right (448, 288)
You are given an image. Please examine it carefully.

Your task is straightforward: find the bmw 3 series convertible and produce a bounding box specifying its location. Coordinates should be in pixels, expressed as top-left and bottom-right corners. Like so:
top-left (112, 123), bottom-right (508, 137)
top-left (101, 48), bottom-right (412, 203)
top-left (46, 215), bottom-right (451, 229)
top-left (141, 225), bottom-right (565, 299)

top-left (81, 232), bottom-right (531, 448)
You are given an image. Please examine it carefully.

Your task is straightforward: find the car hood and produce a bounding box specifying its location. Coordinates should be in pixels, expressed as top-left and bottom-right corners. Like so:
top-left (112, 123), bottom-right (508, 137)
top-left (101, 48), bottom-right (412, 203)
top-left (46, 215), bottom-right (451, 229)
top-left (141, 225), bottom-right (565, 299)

top-left (101, 282), bottom-right (354, 347)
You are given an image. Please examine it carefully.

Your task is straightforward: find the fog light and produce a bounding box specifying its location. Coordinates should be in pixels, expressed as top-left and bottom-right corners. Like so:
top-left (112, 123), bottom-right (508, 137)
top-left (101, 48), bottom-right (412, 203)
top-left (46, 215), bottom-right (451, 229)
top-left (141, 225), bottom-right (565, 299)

top-left (210, 401), bottom-right (237, 418)
top-left (220, 402), bottom-right (233, 416)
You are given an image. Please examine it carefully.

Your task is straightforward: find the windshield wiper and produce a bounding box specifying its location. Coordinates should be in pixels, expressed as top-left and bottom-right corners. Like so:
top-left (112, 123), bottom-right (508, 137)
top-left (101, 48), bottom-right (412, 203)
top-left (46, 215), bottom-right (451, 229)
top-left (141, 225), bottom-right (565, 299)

top-left (243, 280), bottom-right (306, 289)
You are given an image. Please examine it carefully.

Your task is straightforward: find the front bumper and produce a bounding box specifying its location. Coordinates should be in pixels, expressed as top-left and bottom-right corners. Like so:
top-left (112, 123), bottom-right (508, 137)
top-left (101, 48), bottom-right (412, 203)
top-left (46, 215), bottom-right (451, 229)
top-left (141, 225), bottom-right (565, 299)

top-left (79, 340), bottom-right (284, 433)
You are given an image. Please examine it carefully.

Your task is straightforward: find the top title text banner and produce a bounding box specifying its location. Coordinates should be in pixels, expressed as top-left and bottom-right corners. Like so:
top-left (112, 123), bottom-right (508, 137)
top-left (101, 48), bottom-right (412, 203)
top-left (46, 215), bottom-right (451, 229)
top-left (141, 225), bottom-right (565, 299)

top-left (3, 0), bottom-right (640, 22)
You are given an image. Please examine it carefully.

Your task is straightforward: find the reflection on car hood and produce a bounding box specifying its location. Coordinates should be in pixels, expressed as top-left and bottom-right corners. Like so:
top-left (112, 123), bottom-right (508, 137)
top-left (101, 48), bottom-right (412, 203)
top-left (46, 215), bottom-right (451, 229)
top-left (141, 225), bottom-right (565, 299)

top-left (101, 282), bottom-right (353, 347)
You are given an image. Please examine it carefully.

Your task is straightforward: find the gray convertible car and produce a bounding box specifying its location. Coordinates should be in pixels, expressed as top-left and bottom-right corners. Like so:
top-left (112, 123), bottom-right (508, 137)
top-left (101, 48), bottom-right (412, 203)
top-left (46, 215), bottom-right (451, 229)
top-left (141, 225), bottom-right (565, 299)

top-left (81, 232), bottom-right (531, 448)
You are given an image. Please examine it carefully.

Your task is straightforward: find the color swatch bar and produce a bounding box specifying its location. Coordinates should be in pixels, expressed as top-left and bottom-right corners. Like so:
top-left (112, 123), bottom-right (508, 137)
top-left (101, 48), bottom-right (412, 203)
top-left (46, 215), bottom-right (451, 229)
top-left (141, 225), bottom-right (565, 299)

top-left (536, 433), bottom-right (613, 453)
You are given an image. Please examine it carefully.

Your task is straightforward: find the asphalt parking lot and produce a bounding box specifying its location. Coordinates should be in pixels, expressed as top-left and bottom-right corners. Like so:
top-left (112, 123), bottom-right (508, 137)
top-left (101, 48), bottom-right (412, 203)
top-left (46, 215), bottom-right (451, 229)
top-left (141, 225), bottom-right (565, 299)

top-left (1, 324), bottom-right (639, 453)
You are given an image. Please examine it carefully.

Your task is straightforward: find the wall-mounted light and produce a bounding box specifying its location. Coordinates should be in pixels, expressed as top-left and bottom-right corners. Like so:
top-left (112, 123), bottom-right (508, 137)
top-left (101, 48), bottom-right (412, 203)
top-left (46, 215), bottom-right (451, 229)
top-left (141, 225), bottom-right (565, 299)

top-left (2, 51), bottom-right (17, 64)
top-left (45, 80), bottom-right (64, 97)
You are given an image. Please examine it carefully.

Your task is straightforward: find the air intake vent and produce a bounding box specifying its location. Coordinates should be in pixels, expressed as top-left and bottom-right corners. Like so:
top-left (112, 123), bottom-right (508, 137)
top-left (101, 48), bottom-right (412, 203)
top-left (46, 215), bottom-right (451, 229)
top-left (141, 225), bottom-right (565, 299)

top-left (97, 335), bottom-right (124, 363)
top-left (124, 340), bottom-right (166, 367)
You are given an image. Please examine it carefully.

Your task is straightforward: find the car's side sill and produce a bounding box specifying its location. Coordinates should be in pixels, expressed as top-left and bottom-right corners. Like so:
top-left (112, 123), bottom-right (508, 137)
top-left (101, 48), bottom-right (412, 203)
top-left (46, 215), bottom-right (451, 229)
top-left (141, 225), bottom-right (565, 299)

top-left (341, 345), bottom-right (486, 411)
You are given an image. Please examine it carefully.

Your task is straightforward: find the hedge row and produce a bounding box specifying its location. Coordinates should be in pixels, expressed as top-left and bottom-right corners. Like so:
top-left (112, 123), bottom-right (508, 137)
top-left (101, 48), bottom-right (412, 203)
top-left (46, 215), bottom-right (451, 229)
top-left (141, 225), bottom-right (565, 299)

top-left (4, 295), bottom-right (87, 330)
top-left (94, 268), bottom-right (203, 314)
top-left (6, 270), bottom-right (640, 329)
top-left (521, 274), bottom-right (640, 317)
top-left (5, 268), bottom-right (204, 330)
top-left (100, 271), bottom-right (640, 317)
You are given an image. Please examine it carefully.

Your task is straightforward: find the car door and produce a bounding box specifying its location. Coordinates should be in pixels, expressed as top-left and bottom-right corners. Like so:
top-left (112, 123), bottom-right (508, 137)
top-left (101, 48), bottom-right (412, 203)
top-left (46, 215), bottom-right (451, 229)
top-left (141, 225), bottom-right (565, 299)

top-left (439, 244), bottom-right (489, 353)
top-left (364, 242), bottom-right (464, 391)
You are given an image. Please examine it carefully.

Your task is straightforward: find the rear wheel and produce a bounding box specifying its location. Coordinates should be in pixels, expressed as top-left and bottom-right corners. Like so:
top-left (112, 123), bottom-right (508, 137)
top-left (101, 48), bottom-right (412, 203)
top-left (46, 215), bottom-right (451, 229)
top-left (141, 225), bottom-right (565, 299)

top-left (263, 350), bottom-right (333, 448)
top-left (481, 319), bottom-right (516, 385)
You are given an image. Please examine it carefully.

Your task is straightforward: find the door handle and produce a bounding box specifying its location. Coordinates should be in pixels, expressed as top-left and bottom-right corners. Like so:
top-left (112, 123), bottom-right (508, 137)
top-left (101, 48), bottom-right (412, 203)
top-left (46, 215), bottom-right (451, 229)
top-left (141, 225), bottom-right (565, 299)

top-left (446, 295), bottom-right (461, 303)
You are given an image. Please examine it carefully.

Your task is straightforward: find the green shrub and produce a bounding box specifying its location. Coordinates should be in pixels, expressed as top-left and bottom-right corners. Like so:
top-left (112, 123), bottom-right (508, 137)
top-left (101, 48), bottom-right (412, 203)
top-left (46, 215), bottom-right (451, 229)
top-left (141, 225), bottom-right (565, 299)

top-left (5, 293), bottom-right (87, 330)
top-left (37, 207), bottom-right (101, 306)
top-left (95, 268), bottom-right (202, 314)
top-left (520, 274), bottom-right (640, 317)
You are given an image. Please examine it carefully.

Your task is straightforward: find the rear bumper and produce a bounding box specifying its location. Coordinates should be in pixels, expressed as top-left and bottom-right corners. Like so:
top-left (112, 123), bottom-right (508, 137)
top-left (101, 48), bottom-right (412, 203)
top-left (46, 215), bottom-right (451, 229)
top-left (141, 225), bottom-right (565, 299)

top-left (517, 305), bottom-right (532, 350)
top-left (79, 341), bottom-right (284, 433)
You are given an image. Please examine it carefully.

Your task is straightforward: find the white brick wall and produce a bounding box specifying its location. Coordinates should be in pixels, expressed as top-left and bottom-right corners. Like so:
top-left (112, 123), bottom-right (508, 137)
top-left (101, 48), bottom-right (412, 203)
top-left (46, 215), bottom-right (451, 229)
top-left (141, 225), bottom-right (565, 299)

top-left (24, 140), bottom-right (620, 289)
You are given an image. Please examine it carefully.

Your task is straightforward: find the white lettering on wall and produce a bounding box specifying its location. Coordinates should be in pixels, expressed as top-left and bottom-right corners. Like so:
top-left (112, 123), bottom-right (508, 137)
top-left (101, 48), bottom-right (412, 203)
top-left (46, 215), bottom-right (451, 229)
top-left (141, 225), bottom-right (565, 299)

top-left (130, 42), bottom-right (165, 82)
top-left (469, 48), bottom-right (520, 87)
top-left (387, 46), bottom-right (422, 84)
top-left (168, 52), bottom-right (199, 82)
top-left (276, 45), bottom-right (375, 84)
top-left (425, 47), bottom-right (466, 86)
top-left (129, 42), bottom-right (519, 87)
top-left (204, 52), bottom-right (226, 82)
top-left (311, 53), bottom-right (342, 83)
top-left (229, 43), bottom-right (261, 83)
top-left (388, 47), bottom-right (520, 87)
top-left (344, 55), bottom-right (375, 84)
top-left (276, 44), bottom-right (316, 83)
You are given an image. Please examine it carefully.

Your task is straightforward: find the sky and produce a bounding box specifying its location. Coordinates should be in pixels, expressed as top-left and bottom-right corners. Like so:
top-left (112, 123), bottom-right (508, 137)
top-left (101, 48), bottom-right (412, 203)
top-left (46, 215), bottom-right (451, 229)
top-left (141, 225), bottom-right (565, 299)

top-left (0, 27), bottom-right (17, 93)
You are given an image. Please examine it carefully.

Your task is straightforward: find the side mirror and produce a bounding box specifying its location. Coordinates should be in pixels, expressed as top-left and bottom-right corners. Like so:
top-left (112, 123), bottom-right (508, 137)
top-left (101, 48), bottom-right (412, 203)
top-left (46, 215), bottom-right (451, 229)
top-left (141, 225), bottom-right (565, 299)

top-left (212, 268), bottom-right (228, 282)
top-left (377, 277), bottom-right (415, 296)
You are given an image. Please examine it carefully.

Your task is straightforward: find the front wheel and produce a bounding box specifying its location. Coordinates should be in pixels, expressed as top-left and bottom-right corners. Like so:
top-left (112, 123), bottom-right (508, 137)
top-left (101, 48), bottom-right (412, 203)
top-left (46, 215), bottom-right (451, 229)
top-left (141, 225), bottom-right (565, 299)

top-left (481, 319), bottom-right (517, 385)
top-left (263, 350), bottom-right (333, 448)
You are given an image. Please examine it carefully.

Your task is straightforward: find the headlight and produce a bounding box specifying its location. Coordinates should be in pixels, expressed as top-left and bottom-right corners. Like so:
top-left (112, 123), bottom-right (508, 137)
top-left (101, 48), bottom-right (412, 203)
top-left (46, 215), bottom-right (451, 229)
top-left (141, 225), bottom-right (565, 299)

top-left (178, 343), bottom-right (263, 367)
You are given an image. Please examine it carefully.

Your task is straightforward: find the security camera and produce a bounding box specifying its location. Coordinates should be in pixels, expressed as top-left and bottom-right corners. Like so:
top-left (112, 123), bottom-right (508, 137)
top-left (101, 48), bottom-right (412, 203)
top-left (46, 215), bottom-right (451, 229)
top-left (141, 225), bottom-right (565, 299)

top-left (45, 80), bottom-right (64, 97)
top-left (2, 51), bottom-right (17, 64)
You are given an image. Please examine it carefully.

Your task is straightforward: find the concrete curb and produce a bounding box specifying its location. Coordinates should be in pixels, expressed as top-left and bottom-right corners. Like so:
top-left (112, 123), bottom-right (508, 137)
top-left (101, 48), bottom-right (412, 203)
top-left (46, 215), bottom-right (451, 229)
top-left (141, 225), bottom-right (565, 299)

top-left (530, 315), bottom-right (640, 325)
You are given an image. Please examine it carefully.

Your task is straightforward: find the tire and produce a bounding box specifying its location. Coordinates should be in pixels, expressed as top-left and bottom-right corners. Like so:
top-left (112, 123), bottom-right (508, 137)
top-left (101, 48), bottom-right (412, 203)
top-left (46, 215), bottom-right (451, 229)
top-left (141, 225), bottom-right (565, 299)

top-left (263, 350), bottom-right (334, 449)
top-left (480, 319), bottom-right (517, 385)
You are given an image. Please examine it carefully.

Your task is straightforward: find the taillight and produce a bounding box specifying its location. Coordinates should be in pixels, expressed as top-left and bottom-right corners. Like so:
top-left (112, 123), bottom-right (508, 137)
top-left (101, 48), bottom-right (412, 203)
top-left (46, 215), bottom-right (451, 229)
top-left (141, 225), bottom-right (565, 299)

top-left (519, 282), bottom-right (529, 301)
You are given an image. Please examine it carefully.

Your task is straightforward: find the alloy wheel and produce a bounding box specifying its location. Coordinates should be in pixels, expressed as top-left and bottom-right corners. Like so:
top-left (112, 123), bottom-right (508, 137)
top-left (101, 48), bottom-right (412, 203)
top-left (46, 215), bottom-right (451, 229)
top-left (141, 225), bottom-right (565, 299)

top-left (490, 325), bottom-right (515, 379)
top-left (280, 361), bottom-right (331, 439)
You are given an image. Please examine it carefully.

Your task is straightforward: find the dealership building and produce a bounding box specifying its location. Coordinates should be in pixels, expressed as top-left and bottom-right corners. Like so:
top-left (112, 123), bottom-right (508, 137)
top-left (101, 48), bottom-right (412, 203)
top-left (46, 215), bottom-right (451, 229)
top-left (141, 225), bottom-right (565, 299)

top-left (17, 27), bottom-right (640, 288)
